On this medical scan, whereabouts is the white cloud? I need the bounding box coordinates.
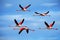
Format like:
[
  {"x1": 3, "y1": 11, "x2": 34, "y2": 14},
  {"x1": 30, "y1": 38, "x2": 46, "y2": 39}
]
[
  {"x1": 0, "y1": 11, "x2": 60, "y2": 22},
  {"x1": 38, "y1": 37, "x2": 58, "y2": 40},
  {"x1": 42, "y1": 11, "x2": 60, "y2": 17},
  {"x1": 0, "y1": 37, "x2": 19, "y2": 40},
  {"x1": 41, "y1": 3, "x2": 58, "y2": 7},
  {"x1": 0, "y1": 27, "x2": 11, "y2": 30},
  {"x1": 5, "y1": 3, "x2": 13, "y2": 7},
  {"x1": 0, "y1": 27, "x2": 19, "y2": 31},
  {"x1": 30, "y1": 23, "x2": 39, "y2": 28},
  {"x1": 0, "y1": 15, "x2": 22, "y2": 20},
  {"x1": 0, "y1": 15, "x2": 45, "y2": 22}
]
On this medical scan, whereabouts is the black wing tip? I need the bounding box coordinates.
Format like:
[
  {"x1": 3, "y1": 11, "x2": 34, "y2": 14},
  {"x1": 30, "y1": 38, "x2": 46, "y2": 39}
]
[
  {"x1": 14, "y1": 19, "x2": 16, "y2": 20},
  {"x1": 53, "y1": 21, "x2": 55, "y2": 22},
  {"x1": 35, "y1": 12, "x2": 38, "y2": 14},
  {"x1": 28, "y1": 4, "x2": 31, "y2": 5},
  {"x1": 19, "y1": 4, "x2": 21, "y2": 5},
  {"x1": 18, "y1": 31, "x2": 21, "y2": 34},
  {"x1": 19, "y1": 19, "x2": 24, "y2": 22},
  {"x1": 19, "y1": 4, "x2": 21, "y2": 6},
  {"x1": 35, "y1": 12, "x2": 37, "y2": 13},
  {"x1": 47, "y1": 11, "x2": 49, "y2": 13},
  {"x1": 18, "y1": 32, "x2": 20, "y2": 34},
  {"x1": 53, "y1": 21, "x2": 55, "y2": 23},
  {"x1": 23, "y1": 18, "x2": 24, "y2": 21},
  {"x1": 44, "y1": 21, "x2": 46, "y2": 23},
  {"x1": 26, "y1": 29, "x2": 29, "y2": 34},
  {"x1": 29, "y1": 4, "x2": 31, "y2": 6},
  {"x1": 44, "y1": 21, "x2": 48, "y2": 25}
]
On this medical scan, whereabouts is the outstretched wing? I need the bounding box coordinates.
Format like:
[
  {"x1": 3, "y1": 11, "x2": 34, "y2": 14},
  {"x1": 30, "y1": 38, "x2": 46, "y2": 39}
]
[
  {"x1": 19, "y1": 30, "x2": 23, "y2": 34},
  {"x1": 26, "y1": 29, "x2": 29, "y2": 34},
  {"x1": 14, "y1": 19, "x2": 18, "y2": 26},
  {"x1": 18, "y1": 19, "x2": 24, "y2": 25},
  {"x1": 19, "y1": 4, "x2": 23, "y2": 9},
  {"x1": 44, "y1": 21, "x2": 49, "y2": 27},
  {"x1": 35, "y1": 12, "x2": 40, "y2": 14},
  {"x1": 50, "y1": 21, "x2": 55, "y2": 27},
  {"x1": 25, "y1": 4, "x2": 31, "y2": 9},
  {"x1": 19, "y1": 27, "x2": 25, "y2": 34},
  {"x1": 44, "y1": 11, "x2": 49, "y2": 14}
]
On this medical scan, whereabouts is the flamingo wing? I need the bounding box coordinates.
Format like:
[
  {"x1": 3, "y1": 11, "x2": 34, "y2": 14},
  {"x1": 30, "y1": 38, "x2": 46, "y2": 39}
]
[
  {"x1": 26, "y1": 29, "x2": 29, "y2": 34},
  {"x1": 19, "y1": 4, "x2": 23, "y2": 9},
  {"x1": 19, "y1": 28, "x2": 25, "y2": 34},
  {"x1": 18, "y1": 19, "x2": 24, "y2": 25},
  {"x1": 35, "y1": 12, "x2": 40, "y2": 14},
  {"x1": 25, "y1": 4, "x2": 31, "y2": 9},
  {"x1": 44, "y1": 11, "x2": 49, "y2": 14},
  {"x1": 44, "y1": 21, "x2": 49, "y2": 27},
  {"x1": 19, "y1": 30, "x2": 23, "y2": 34},
  {"x1": 14, "y1": 19, "x2": 18, "y2": 26},
  {"x1": 50, "y1": 21, "x2": 55, "y2": 27}
]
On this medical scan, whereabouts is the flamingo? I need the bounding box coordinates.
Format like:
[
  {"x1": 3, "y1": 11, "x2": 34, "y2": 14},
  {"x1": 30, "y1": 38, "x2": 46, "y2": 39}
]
[
  {"x1": 19, "y1": 26, "x2": 35, "y2": 34},
  {"x1": 39, "y1": 21, "x2": 58, "y2": 30},
  {"x1": 9, "y1": 19, "x2": 24, "y2": 30},
  {"x1": 44, "y1": 21, "x2": 55, "y2": 29},
  {"x1": 44, "y1": 21, "x2": 58, "y2": 30},
  {"x1": 33, "y1": 11, "x2": 50, "y2": 16},
  {"x1": 14, "y1": 19, "x2": 24, "y2": 27},
  {"x1": 16, "y1": 4, "x2": 31, "y2": 11}
]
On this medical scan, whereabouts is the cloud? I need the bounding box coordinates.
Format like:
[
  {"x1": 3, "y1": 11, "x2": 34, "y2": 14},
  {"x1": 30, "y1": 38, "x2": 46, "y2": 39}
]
[
  {"x1": 50, "y1": 11, "x2": 60, "y2": 16},
  {"x1": 0, "y1": 27, "x2": 11, "y2": 31},
  {"x1": 0, "y1": 15, "x2": 22, "y2": 20},
  {"x1": 5, "y1": 3, "x2": 13, "y2": 7},
  {"x1": 41, "y1": 3, "x2": 58, "y2": 7},
  {"x1": 0, "y1": 37, "x2": 19, "y2": 40},
  {"x1": 0, "y1": 11, "x2": 60, "y2": 22},
  {"x1": 37, "y1": 37, "x2": 59, "y2": 40},
  {"x1": 0, "y1": 15, "x2": 45, "y2": 22},
  {"x1": 28, "y1": 22, "x2": 42, "y2": 29},
  {"x1": 0, "y1": 26, "x2": 20, "y2": 31}
]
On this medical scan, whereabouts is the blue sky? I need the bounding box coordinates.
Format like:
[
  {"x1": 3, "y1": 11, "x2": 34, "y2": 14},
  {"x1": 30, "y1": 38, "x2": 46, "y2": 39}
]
[{"x1": 0, "y1": 0, "x2": 60, "y2": 40}]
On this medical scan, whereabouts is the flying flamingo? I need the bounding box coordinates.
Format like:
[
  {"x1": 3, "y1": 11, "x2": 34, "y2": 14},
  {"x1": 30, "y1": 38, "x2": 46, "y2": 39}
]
[
  {"x1": 39, "y1": 21, "x2": 58, "y2": 30},
  {"x1": 14, "y1": 19, "x2": 24, "y2": 27},
  {"x1": 18, "y1": 26, "x2": 35, "y2": 34},
  {"x1": 33, "y1": 11, "x2": 50, "y2": 16},
  {"x1": 9, "y1": 19, "x2": 24, "y2": 30},
  {"x1": 16, "y1": 4, "x2": 31, "y2": 11}
]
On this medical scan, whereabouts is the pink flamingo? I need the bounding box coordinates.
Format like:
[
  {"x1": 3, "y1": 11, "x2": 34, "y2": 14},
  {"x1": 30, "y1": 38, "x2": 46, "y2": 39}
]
[
  {"x1": 19, "y1": 26, "x2": 35, "y2": 34},
  {"x1": 34, "y1": 11, "x2": 50, "y2": 16},
  {"x1": 14, "y1": 19, "x2": 24, "y2": 27},
  {"x1": 44, "y1": 21, "x2": 55, "y2": 29},
  {"x1": 39, "y1": 21, "x2": 58, "y2": 30},
  {"x1": 16, "y1": 4, "x2": 31, "y2": 11}
]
